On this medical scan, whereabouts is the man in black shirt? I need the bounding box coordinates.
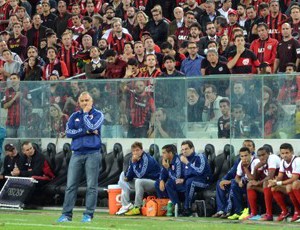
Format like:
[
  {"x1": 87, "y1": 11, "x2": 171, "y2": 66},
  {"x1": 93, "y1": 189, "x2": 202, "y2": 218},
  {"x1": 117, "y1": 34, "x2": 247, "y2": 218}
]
[
  {"x1": 204, "y1": 48, "x2": 230, "y2": 75},
  {"x1": 0, "y1": 143, "x2": 25, "y2": 189},
  {"x1": 217, "y1": 99, "x2": 230, "y2": 138},
  {"x1": 161, "y1": 55, "x2": 185, "y2": 77}
]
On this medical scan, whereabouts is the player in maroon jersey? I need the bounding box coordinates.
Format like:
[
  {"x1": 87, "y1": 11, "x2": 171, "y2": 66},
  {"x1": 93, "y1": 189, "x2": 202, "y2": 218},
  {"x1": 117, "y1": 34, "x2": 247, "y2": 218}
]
[
  {"x1": 268, "y1": 143, "x2": 300, "y2": 222},
  {"x1": 245, "y1": 146, "x2": 280, "y2": 221}
]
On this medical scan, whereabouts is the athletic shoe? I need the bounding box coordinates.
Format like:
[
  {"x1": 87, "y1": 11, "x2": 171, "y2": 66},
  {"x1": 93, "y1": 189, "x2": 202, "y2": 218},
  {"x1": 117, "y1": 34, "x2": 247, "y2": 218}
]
[
  {"x1": 116, "y1": 203, "x2": 134, "y2": 215},
  {"x1": 243, "y1": 214, "x2": 255, "y2": 220},
  {"x1": 81, "y1": 214, "x2": 92, "y2": 223},
  {"x1": 295, "y1": 218, "x2": 300, "y2": 223},
  {"x1": 57, "y1": 214, "x2": 72, "y2": 223},
  {"x1": 125, "y1": 207, "x2": 141, "y2": 216},
  {"x1": 276, "y1": 212, "x2": 290, "y2": 221},
  {"x1": 248, "y1": 215, "x2": 261, "y2": 221},
  {"x1": 212, "y1": 211, "x2": 224, "y2": 218},
  {"x1": 291, "y1": 212, "x2": 300, "y2": 222},
  {"x1": 238, "y1": 208, "x2": 249, "y2": 220},
  {"x1": 180, "y1": 209, "x2": 192, "y2": 217},
  {"x1": 228, "y1": 213, "x2": 240, "y2": 220},
  {"x1": 220, "y1": 213, "x2": 231, "y2": 219},
  {"x1": 259, "y1": 214, "x2": 273, "y2": 221}
]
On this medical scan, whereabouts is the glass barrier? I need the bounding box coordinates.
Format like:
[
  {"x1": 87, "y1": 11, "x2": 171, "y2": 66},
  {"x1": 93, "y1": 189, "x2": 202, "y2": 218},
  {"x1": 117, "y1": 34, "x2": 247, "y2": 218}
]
[{"x1": 0, "y1": 74, "x2": 298, "y2": 140}]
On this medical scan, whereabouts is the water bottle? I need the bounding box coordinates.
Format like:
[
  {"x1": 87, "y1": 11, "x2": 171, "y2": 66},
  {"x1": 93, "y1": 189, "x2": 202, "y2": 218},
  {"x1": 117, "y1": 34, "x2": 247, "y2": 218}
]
[{"x1": 174, "y1": 204, "x2": 178, "y2": 218}]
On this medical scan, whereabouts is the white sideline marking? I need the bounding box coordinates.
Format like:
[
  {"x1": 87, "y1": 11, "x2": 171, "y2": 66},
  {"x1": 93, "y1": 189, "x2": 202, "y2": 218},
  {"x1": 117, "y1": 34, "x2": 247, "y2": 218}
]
[{"x1": 3, "y1": 222, "x2": 109, "y2": 229}]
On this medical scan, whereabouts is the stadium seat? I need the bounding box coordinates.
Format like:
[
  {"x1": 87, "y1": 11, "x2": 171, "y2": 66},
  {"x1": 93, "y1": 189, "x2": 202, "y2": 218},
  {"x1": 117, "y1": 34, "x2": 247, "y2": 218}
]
[
  {"x1": 45, "y1": 143, "x2": 56, "y2": 172},
  {"x1": 63, "y1": 143, "x2": 72, "y2": 165},
  {"x1": 42, "y1": 144, "x2": 71, "y2": 203},
  {"x1": 199, "y1": 144, "x2": 234, "y2": 216},
  {"x1": 99, "y1": 143, "x2": 123, "y2": 186},
  {"x1": 123, "y1": 152, "x2": 132, "y2": 172},
  {"x1": 204, "y1": 144, "x2": 216, "y2": 173},
  {"x1": 149, "y1": 144, "x2": 160, "y2": 163}
]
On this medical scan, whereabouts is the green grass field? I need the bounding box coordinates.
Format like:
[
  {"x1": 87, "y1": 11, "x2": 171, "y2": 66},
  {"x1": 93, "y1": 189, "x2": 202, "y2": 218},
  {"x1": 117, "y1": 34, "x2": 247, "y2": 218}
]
[{"x1": 0, "y1": 209, "x2": 299, "y2": 230}]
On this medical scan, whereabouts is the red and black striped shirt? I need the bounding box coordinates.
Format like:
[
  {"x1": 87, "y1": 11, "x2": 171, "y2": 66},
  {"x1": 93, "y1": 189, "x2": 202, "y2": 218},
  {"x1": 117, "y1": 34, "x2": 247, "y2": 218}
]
[
  {"x1": 2, "y1": 87, "x2": 20, "y2": 127},
  {"x1": 228, "y1": 49, "x2": 260, "y2": 74},
  {"x1": 107, "y1": 32, "x2": 133, "y2": 55},
  {"x1": 265, "y1": 13, "x2": 287, "y2": 42},
  {"x1": 59, "y1": 45, "x2": 79, "y2": 77},
  {"x1": 128, "y1": 90, "x2": 155, "y2": 127}
]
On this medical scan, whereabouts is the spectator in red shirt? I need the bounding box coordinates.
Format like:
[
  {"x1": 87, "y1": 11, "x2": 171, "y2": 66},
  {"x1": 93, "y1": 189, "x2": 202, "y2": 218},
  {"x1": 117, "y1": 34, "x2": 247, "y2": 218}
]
[
  {"x1": 133, "y1": 41, "x2": 147, "y2": 74},
  {"x1": 71, "y1": 14, "x2": 84, "y2": 41},
  {"x1": 105, "y1": 49, "x2": 127, "y2": 78},
  {"x1": 189, "y1": 22, "x2": 203, "y2": 44},
  {"x1": 265, "y1": 0, "x2": 287, "y2": 41},
  {"x1": 139, "y1": 54, "x2": 161, "y2": 78},
  {"x1": 175, "y1": 11, "x2": 196, "y2": 46},
  {"x1": 227, "y1": 9, "x2": 240, "y2": 42},
  {"x1": 277, "y1": 62, "x2": 300, "y2": 105},
  {"x1": 0, "y1": 0, "x2": 11, "y2": 31},
  {"x1": 1, "y1": 73, "x2": 30, "y2": 137},
  {"x1": 7, "y1": 21, "x2": 27, "y2": 61},
  {"x1": 250, "y1": 22, "x2": 278, "y2": 72},
  {"x1": 60, "y1": 32, "x2": 79, "y2": 77},
  {"x1": 288, "y1": 5, "x2": 300, "y2": 42},
  {"x1": 215, "y1": 16, "x2": 228, "y2": 37},
  {"x1": 106, "y1": 17, "x2": 133, "y2": 55},
  {"x1": 43, "y1": 47, "x2": 69, "y2": 80},
  {"x1": 121, "y1": 79, "x2": 155, "y2": 138}
]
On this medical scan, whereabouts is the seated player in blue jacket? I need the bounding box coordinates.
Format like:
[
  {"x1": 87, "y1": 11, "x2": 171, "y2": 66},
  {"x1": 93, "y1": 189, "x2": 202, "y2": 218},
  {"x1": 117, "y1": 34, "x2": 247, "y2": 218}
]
[
  {"x1": 212, "y1": 140, "x2": 256, "y2": 219},
  {"x1": 179, "y1": 140, "x2": 212, "y2": 216},
  {"x1": 117, "y1": 141, "x2": 160, "y2": 216},
  {"x1": 155, "y1": 144, "x2": 185, "y2": 216}
]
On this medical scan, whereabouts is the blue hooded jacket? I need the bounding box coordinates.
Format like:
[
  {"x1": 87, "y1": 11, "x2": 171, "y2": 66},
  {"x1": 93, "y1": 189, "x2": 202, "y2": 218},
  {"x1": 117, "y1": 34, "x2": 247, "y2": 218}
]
[
  {"x1": 159, "y1": 154, "x2": 185, "y2": 182},
  {"x1": 126, "y1": 152, "x2": 160, "y2": 181},
  {"x1": 66, "y1": 107, "x2": 104, "y2": 154},
  {"x1": 184, "y1": 152, "x2": 212, "y2": 182}
]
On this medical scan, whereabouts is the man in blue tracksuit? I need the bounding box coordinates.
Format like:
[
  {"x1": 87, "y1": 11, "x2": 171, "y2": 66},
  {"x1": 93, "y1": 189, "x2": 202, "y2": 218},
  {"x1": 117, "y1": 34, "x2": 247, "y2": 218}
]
[
  {"x1": 117, "y1": 141, "x2": 160, "y2": 216},
  {"x1": 212, "y1": 139, "x2": 256, "y2": 219},
  {"x1": 180, "y1": 140, "x2": 212, "y2": 216},
  {"x1": 57, "y1": 92, "x2": 104, "y2": 223},
  {"x1": 212, "y1": 158, "x2": 239, "y2": 218},
  {"x1": 154, "y1": 144, "x2": 185, "y2": 215}
]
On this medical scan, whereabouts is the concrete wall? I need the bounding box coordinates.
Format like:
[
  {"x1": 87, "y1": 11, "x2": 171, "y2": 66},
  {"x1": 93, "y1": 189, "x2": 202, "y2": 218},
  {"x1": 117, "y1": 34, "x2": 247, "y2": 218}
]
[{"x1": 40, "y1": 138, "x2": 300, "y2": 157}]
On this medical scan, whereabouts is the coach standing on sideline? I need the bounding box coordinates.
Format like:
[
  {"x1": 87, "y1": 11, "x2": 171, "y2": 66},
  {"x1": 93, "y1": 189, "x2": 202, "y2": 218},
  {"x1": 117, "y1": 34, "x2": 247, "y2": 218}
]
[{"x1": 57, "y1": 92, "x2": 104, "y2": 223}]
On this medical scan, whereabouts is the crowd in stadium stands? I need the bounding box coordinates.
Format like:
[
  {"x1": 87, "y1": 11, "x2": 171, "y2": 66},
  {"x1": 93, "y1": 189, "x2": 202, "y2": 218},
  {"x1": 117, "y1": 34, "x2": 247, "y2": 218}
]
[{"x1": 0, "y1": 0, "x2": 300, "y2": 221}]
